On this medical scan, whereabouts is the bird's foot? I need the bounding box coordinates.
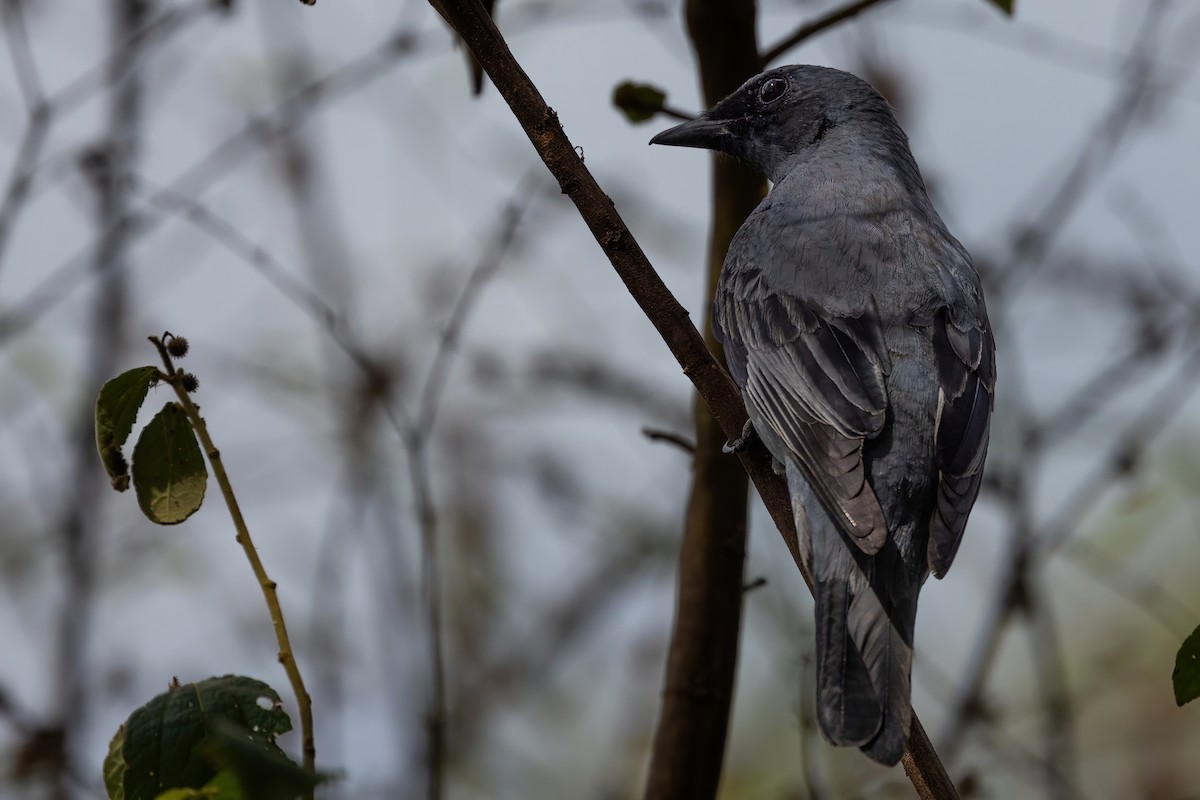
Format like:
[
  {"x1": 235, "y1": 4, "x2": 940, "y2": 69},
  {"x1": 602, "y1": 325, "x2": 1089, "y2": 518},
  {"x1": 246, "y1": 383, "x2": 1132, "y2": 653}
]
[{"x1": 723, "y1": 420, "x2": 757, "y2": 454}]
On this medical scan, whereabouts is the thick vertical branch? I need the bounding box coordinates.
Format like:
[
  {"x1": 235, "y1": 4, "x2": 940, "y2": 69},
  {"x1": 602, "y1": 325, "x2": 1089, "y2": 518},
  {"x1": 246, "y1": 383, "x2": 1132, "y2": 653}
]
[{"x1": 642, "y1": 1, "x2": 763, "y2": 798}]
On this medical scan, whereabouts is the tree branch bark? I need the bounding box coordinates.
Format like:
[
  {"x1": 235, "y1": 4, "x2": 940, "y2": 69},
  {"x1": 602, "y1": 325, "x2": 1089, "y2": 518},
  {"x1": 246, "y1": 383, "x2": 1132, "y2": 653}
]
[
  {"x1": 428, "y1": 1, "x2": 959, "y2": 796},
  {"x1": 641, "y1": 1, "x2": 763, "y2": 797}
]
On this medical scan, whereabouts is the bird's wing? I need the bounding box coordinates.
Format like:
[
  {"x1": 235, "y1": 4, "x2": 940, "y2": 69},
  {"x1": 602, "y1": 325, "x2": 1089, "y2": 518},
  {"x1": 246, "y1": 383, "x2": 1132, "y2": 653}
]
[
  {"x1": 725, "y1": 291, "x2": 891, "y2": 554},
  {"x1": 927, "y1": 308, "x2": 995, "y2": 577}
]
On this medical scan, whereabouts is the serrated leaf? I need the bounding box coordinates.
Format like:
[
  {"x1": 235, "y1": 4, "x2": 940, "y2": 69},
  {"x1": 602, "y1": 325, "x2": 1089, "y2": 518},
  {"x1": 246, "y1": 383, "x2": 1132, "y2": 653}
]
[
  {"x1": 96, "y1": 366, "x2": 158, "y2": 491},
  {"x1": 104, "y1": 676, "x2": 292, "y2": 800},
  {"x1": 985, "y1": 0, "x2": 1014, "y2": 15},
  {"x1": 132, "y1": 403, "x2": 207, "y2": 525},
  {"x1": 612, "y1": 81, "x2": 667, "y2": 124},
  {"x1": 1174, "y1": 624, "x2": 1200, "y2": 705}
]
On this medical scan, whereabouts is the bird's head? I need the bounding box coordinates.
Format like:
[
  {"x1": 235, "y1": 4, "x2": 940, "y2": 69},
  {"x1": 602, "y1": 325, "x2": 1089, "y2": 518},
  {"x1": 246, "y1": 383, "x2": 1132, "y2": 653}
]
[{"x1": 650, "y1": 65, "x2": 905, "y2": 184}]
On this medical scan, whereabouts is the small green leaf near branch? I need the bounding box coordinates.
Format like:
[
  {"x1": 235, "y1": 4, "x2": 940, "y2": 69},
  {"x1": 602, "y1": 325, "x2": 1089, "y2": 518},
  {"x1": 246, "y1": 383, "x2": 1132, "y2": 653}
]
[
  {"x1": 96, "y1": 366, "x2": 158, "y2": 490},
  {"x1": 1173, "y1": 624, "x2": 1200, "y2": 705},
  {"x1": 132, "y1": 402, "x2": 208, "y2": 524},
  {"x1": 613, "y1": 81, "x2": 668, "y2": 123},
  {"x1": 986, "y1": 0, "x2": 1014, "y2": 15}
]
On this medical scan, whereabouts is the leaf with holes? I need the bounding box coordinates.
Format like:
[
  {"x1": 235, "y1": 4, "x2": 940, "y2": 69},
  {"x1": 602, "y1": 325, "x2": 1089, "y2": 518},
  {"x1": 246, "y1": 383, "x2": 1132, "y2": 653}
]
[
  {"x1": 132, "y1": 402, "x2": 207, "y2": 524},
  {"x1": 612, "y1": 81, "x2": 668, "y2": 124},
  {"x1": 103, "y1": 676, "x2": 292, "y2": 800},
  {"x1": 1174, "y1": 624, "x2": 1200, "y2": 705},
  {"x1": 96, "y1": 366, "x2": 158, "y2": 491}
]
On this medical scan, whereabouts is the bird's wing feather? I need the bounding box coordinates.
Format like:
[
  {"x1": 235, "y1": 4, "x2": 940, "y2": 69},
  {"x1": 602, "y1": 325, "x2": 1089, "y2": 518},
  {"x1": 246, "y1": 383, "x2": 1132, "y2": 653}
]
[
  {"x1": 927, "y1": 308, "x2": 995, "y2": 577},
  {"x1": 728, "y1": 290, "x2": 890, "y2": 553}
]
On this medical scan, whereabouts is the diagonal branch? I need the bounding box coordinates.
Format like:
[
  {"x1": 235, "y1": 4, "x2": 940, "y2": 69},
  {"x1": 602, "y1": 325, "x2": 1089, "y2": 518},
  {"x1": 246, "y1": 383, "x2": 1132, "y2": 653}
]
[
  {"x1": 428, "y1": 1, "x2": 958, "y2": 796},
  {"x1": 759, "y1": 0, "x2": 898, "y2": 68}
]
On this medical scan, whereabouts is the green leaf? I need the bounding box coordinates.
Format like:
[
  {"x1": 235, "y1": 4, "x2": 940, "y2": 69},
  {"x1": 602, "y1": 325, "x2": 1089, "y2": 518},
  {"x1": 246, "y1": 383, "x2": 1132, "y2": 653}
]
[
  {"x1": 104, "y1": 724, "x2": 127, "y2": 799},
  {"x1": 612, "y1": 81, "x2": 667, "y2": 124},
  {"x1": 132, "y1": 402, "x2": 207, "y2": 524},
  {"x1": 96, "y1": 366, "x2": 158, "y2": 491},
  {"x1": 1174, "y1": 624, "x2": 1200, "y2": 705},
  {"x1": 154, "y1": 771, "x2": 244, "y2": 800},
  {"x1": 206, "y1": 719, "x2": 326, "y2": 800},
  {"x1": 985, "y1": 0, "x2": 1014, "y2": 15},
  {"x1": 104, "y1": 676, "x2": 292, "y2": 800}
]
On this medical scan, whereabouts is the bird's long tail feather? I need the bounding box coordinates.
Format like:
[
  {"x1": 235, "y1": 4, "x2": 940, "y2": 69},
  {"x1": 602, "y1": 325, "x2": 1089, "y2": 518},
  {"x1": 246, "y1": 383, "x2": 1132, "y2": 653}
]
[{"x1": 789, "y1": 461, "x2": 916, "y2": 765}]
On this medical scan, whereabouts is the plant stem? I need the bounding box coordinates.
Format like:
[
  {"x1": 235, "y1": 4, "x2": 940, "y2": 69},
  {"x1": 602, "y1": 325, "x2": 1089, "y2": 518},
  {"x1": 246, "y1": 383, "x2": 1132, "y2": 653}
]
[{"x1": 150, "y1": 336, "x2": 316, "y2": 796}]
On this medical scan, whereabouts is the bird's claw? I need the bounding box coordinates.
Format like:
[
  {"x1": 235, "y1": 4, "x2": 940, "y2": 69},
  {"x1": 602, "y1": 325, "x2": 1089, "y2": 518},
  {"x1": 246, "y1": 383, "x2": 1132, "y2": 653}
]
[{"x1": 723, "y1": 420, "x2": 757, "y2": 454}]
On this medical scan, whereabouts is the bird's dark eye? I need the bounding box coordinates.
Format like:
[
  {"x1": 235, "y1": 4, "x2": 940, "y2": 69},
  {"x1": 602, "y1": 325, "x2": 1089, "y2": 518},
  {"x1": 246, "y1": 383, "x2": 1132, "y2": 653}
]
[{"x1": 758, "y1": 77, "x2": 788, "y2": 104}]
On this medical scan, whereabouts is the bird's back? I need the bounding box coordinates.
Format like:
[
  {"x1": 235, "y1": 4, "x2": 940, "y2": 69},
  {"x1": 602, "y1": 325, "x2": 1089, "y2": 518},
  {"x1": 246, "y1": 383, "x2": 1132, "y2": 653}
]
[{"x1": 715, "y1": 171, "x2": 983, "y2": 763}]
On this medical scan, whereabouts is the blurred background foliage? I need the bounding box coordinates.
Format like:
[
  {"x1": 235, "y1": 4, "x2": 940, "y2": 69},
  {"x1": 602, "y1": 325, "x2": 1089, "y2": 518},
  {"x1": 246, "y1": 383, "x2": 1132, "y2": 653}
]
[{"x1": 0, "y1": 0, "x2": 1199, "y2": 798}]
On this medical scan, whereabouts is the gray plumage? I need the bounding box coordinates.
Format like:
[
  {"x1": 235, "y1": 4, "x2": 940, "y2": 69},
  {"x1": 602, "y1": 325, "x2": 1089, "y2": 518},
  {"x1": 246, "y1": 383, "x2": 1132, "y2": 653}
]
[{"x1": 651, "y1": 65, "x2": 994, "y2": 765}]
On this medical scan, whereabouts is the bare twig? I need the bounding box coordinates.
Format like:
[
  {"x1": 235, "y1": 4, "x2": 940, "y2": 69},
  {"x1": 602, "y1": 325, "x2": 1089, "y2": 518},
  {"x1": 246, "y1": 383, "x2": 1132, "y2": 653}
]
[
  {"x1": 453, "y1": 535, "x2": 664, "y2": 752},
  {"x1": 1, "y1": 0, "x2": 45, "y2": 109},
  {"x1": 0, "y1": 106, "x2": 50, "y2": 279},
  {"x1": 1040, "y1": 342, "x2": 1200, "y2": 556},
  {"x1": 0, "y1": 23, "x2": 427, "y2": 346},
  {"x1": 997, "y1": 0, "x2": 1168, "y2": 298},
  {"x1": 400, "y1": 186, "x2": 534, "y2": 800},
  {"x1": 1061, "y1": 538, "x2": 1197, "y2": 636},
  {"x1": 640, "y1": 426, "x2": 696, "y2": 455},
  {"x1": 760, "y1": 0, "x2": 898, "y2": 68},
  {"x1": 50, "y1": 3, "x2": 149, "y2": 795},
  {"x1": 416, "y1": 181, "x2": 536, "y2": 434},
  {"x1": 48, "y1": 0, "x2": 213, "y2": 117},
  {"x1": 1025, "y1": 577, "x2": 1077, "y2": 799},
  {"x1": 427, "y1": 2, "x2": 959, "y2": 796}
]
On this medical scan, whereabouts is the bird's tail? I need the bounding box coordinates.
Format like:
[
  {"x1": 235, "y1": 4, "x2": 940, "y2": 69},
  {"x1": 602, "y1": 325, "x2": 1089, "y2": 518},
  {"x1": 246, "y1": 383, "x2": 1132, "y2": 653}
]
[{"x1": 788, "y1": 462, "x2": 917, "y2": 766}]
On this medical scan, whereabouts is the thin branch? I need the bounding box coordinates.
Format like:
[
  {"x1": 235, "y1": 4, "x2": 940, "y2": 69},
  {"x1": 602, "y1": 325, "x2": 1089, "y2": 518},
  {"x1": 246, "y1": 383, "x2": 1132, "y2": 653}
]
[
  {"x1": 452, "y1": 536, "x2": 663, "y2": 763},
  {"x1": 429, "y1": 2, "x2": 958, "y2": 796},
  {"x1": 0, "y1": 23, "x2": 425, "y2": 346},
  {"x1": 1041, "y1": 341, "x2": 1200, "y2": 556},
  {"x1": 47, "y1": 0, "x2": 212, "y2": 117},
  {"x1": 416, "y1": 180, "x2": 536, "y2": 434},
  {"x1": 1025, "y1": 577, "x2": 1078, "y2": 799},
  {"x1": 401, "y1": 185, "x2": 534, "y2": 800},
  {"x1": 51, "y1": 3, "x2": 148, "y2": 795},
  {"x1": 1, "y1": 0, "x2": 45, "y2": 109},
  {"x1": 0, "y1": 105, "x2": 50, "y2": 279},
  {"x1": 1031, "y1": 342, "x2": 1156, "y2": 449},
  {"x1": 1062, "y1": 537, "x2": 1196, "y2": 637},
  {"x1": 940, "y1": 426, "x2": 1037, "y2": 761},
  {"x1": 996, "y1": 0, "x2": 1168, "y2": 298},
  {"x1": 129, "y1": 175, "x2": 366, "y2": 355},
  {"x1": 640, "y1": 426, "x2": 696, "y2": 455},
  {"x1": 759, "y1": 0, "x2": 898, "y2": 67},
  {"x1": 149, "y1": 336, "x2": 316, "y2": 790}
]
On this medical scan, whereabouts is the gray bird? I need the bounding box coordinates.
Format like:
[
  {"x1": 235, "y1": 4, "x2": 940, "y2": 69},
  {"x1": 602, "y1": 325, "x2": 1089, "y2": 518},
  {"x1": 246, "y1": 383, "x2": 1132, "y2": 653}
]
[{"x1": 651, "y1": 65, "x2": 994, "y2": 765}]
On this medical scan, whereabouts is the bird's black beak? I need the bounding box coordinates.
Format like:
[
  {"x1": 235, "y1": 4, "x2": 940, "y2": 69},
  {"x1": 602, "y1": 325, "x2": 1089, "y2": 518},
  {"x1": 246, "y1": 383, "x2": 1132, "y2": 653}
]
[{"x1": 649, "y1": 113, "x2": 729, "y2": 150}]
